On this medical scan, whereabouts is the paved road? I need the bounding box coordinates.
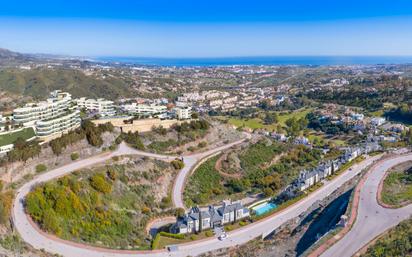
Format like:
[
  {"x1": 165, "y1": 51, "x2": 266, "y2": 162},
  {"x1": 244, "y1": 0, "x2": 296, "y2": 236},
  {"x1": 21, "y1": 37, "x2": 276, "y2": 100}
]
[
  {"x1": 321, "y1": 153, "x2": 412, "y2": 257},
  {"x1": 12, "y1": 139, "x2": 382, "y2": 257},
  {"x1": 172, "y1": 133, "x2": 251, "y2": 209}
]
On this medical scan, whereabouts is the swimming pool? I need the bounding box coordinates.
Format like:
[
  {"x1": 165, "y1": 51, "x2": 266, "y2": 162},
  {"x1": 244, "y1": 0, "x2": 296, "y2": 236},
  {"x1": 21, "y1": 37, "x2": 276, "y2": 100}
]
[{"x1": 252, "y1": 202, "x2": 277, "y2": 216}]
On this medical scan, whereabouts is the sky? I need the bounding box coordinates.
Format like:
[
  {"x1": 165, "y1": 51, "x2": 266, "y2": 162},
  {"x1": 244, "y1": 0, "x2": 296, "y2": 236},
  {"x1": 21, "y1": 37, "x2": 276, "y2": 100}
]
[{"x1": 1, "y1": 0, "x2": 412, "y2": 57}]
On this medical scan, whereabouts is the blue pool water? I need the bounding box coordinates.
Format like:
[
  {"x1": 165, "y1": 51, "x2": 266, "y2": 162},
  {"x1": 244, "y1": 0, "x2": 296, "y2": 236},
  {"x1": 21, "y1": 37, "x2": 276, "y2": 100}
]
[{"x1": 253, "y1": 202, "x2": 277, "y2": 216}]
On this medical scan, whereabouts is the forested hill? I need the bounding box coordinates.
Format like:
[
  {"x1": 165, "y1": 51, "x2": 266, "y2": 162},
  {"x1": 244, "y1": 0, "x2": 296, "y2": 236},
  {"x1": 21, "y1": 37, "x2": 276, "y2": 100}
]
[{"x1": 0, "y1": 68, "x2": 136, "y2": 100}]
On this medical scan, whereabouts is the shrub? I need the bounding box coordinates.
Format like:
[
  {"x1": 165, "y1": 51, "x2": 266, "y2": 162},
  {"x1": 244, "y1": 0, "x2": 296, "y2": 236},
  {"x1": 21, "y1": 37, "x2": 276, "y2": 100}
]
[
  {"x1": 225, "y1": 225, "x2": 234, "y2": 231},
  {"x1": 198, "y1": 141, "x2": 207, "y2": 148},
  {"x1": 190, "y1": 235, "x2": 197, "y2": 240},
  {"x1": 107, "y1": 167, "x2": 117, "y2": 181},
  {"x1": 239, "y1": 221, "x2": 247, "y2": 227},
  {"x1": 160, "y1": 196, "x2": 172, "y2": 209},
  {"x1": 89, "y1": 173, "x2": 112, "y2": 194},
  {"x1": 159, "y1": 231, "x2": 185, "y2": 239},
  {"x1": 175, "y1": 208, "x2": 186, "y2": 218},
  {"x1": 171, "y1": 159, "x2": 185, "y2": 170},
  {"x1": 205, "y1": 231, "x2": 213, "y2": 237},
  {"x1": 35, "y1": 164, "x2": 47, "y2": 173},
  {"x1": 70, "y1": 152, "x2": 79, "y2": 161}
]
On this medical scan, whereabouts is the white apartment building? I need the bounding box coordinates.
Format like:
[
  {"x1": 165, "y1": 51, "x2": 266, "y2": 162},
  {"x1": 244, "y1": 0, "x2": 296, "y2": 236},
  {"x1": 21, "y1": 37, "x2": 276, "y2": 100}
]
[
  {"x1": 121, "y1": 103, "x2": 167, "y2": 116},
  {"x1": 174, "y1": 106, "x2": 192, "y2": 120},
  {"x1": 36, "y1": 110, "x2": 81, "y2": 138},
  {"x1": 13, "y1": 90, "x2": 74, "y2": 126},
  {"x1": 76, "y1": 97, "x2": 116, "y2": 117},
  {"x1": 13, "y1": 90, "x2": 81, "y2": 139}
]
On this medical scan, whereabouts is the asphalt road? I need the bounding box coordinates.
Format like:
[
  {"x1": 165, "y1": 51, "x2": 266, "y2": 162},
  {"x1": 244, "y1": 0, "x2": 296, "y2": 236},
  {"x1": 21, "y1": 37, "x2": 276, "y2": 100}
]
[
  {"x1": 12, "y1": 140, "x2": 382, "y2": 257},
  {"x1": 171, "y1": 134, "x2": 250, "y2": 209},
  {"x1": 320, "y1": 153, "x2": 412, "y2": 257}
]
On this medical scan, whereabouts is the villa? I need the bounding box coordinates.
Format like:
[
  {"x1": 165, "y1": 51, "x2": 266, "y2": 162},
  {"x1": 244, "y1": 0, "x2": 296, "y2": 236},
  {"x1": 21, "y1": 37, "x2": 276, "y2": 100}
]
[{"x1": 170, "y1": 200, "x2": 249, "y2": 234}]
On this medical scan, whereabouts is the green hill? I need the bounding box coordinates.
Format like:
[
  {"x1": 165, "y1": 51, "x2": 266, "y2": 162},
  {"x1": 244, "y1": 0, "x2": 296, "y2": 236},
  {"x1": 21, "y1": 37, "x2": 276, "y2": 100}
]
[{"x1": 0, "y1": 68, "x2": 136, "y2": 100}]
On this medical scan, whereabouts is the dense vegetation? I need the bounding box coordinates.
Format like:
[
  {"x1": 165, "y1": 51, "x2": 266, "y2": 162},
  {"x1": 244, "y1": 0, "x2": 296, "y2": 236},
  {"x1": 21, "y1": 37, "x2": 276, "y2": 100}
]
[
  {"x1": 0, "y1": 68, "x2": 136, "y2": 100},
  {"x1": 306, "y1": 89, "x2": 384, "y2": 111},
  {"x1": 241, "y1": 143, "x2": 322, "y2": 197},
  {"x1": 362, "y1": 217, "x2": 412, "y2": 257},
  {"x1": 144, "y1": 120, "x2": 210, "y2": 153},
  {"x1": 307, "y1": 112, "x2": 351, "y2": 135},
  {"x1": 184, "y1": 140, "x2": 323, "y2": 206},
  {"x1": 385, "y1": 104, "x2": 412, "y2": 125},
  {"x1": 117, "y1": 131, "x2": 145, "y2": 150},
  {"x1": 6, "y1": 137, "x2": 41, "y2": 163},
  {"x1": 184, "y1": 156, "x2": 223, "y2": 206},
  {"x1": 50, "y1": 121, "x2": 114, "y2": 155},
  {"x1": 25, "y1": 160, "x2": 178, "y2": 249}
]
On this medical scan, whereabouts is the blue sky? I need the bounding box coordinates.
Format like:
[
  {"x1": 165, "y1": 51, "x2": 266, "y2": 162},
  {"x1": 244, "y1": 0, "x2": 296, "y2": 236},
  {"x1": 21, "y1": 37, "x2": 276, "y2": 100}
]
[{"x1": 1, "y1": 0, "x2": 412, "y2": 57}]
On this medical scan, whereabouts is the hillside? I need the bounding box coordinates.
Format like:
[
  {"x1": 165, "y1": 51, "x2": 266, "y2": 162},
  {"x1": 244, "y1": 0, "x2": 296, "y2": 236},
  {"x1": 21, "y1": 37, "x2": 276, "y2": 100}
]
[
  {"x1": 0, "y1": 48, "x2": 35, "y2": 65},
  {"x1": 0, "y1": 68, "x2": 136, "y2": 100}
]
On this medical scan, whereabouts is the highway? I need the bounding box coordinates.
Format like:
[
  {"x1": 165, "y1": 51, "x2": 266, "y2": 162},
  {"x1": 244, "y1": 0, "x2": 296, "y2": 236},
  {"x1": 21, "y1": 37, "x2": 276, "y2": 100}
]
[
  {"x1": 320, "y1": 153, "x2": 412, "y2": 257},
  {"x1": 12, "y1": 138, "x2": 383, "y2": 257}
]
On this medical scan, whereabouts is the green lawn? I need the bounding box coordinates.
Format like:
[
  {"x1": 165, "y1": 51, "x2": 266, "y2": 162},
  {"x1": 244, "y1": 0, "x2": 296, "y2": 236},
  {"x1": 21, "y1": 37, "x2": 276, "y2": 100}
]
[
  {"x1": 0, "y1": 128, "x2": 35, "y2": 147},
  {"x1": 222, "y1": 108, "x2": 312, "y2": 131},
  {"x1": 276, "y1": 108, "x2": 312, "y2": 126}
]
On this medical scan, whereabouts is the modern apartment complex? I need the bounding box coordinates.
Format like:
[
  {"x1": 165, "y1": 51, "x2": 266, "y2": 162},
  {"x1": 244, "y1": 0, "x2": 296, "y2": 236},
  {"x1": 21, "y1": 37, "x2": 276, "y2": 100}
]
[
  {"x1": 121, "y1": 103, "x2": 167, "y2": 116},
  {"x1": 76, "y1": 97, "x2": 116, "y2": 117},
  {"x1": 13, "y1": 90, "x2": 74, "y2": 126},
  {"x1": 13, "y1": 90, "x2": 81, "y2": 139},
  {"x1": 35, "y1": 110, "x2": 81, "y2": 138}
]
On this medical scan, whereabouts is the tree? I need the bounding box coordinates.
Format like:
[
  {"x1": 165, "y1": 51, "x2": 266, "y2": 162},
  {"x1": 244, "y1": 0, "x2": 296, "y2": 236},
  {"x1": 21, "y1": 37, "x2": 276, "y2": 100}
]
[{"x1": 175, "y1": 208, "x2": 185, "y2": 218}]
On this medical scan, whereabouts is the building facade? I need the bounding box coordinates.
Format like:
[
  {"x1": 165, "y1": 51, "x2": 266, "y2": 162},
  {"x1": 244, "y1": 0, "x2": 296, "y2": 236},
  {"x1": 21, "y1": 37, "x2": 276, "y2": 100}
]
[
  {"x1": 171, "y1": 201, "x2": 249, "y2": 234},
  {"x1": 13, "y1": 91, "x2": 81, "y2": 140},
  {"x1": 174, "y1": 106, "x2": 192, "y2": 120},
  {"x1": 76, "y1": 97, "x2": 116, "y2": 117},
  {"x1": 13, "y1": 90, "x2": 74, "y2": 126},
  {"x1": 121, "y1": 103, "x2": 167, "y2": 116}
]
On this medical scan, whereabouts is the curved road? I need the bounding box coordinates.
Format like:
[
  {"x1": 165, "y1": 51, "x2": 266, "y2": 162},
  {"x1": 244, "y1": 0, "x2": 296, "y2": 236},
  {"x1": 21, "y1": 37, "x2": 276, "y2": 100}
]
[
  {"x1": 172, "y1": 133, "x2": 251, "y2": 209},
  {"x1": 12, "y1": 138, "x2": 383, "y2": 257},
  {"x1": 320, "y1": 153, "x2": 412, "y2": 257}
]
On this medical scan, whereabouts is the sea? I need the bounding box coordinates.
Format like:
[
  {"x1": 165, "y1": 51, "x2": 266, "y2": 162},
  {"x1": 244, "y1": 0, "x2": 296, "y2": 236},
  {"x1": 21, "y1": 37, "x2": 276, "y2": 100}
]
[{"x1": 95, "y1": 56, "x2": 412, "y2": 67}]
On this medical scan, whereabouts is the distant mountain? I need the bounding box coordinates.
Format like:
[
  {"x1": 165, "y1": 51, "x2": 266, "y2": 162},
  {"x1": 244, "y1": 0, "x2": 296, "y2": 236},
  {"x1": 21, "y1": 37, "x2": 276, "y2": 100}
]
[
  {"x1": 0, "y1": 48, "x2": 137, "y2": 100},
  {"x1": 0, "y1": 48, "x2": 40, "y2": 66}
]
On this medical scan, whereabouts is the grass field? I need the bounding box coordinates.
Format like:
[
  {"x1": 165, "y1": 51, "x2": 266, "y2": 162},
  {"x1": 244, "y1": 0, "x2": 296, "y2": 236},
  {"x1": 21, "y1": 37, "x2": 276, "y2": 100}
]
[
  {"x1": 220, "y1": 108, "x2": 312, "y2": 131},
  {"x1": 381, "y1": 161, "x2": 412, "y2": 207},
  {"x1": 0, "y1": 128, "x2": 35, "y2": 147}
]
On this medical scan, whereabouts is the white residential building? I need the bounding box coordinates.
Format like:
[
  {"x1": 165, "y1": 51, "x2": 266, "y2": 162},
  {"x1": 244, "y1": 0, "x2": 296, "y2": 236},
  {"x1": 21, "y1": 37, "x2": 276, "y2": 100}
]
[
  {"x1": 121, "y1": 103, "x2": 167, "y2": 116},
  {"x1": 174, "y1": 106, "x2": 192, "y2": 120},
  {"x1": 13, "y1": 90, "x2": 74, "y2": 126},
  {"x1": 36, "y1": 110, "x2": 81, "y2": 138},
  {"x1": 76, "y1": 97, "x2": 116, "y2": 117},
  {"x1": 12, "y1": 91, "x2": 81, "y2": 139}
]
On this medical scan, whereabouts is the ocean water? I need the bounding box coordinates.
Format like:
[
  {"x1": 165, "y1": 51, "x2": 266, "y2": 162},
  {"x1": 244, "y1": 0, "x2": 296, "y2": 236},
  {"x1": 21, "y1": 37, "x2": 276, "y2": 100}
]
[{"x1": 96, "y1": 56, "x2": 412, "y2": 67}]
